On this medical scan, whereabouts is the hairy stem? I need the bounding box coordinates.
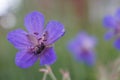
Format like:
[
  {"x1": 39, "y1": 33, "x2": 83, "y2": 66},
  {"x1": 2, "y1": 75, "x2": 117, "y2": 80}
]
[
  {"x1": 42, "y1": 73, "x2": 47, "y2": 80},
  {"x1": 45, "y1": 65, "x2": 57, "y2": 80},
  {"x1": 67, "y1": 76, "x2": 71, "y2": 80}
]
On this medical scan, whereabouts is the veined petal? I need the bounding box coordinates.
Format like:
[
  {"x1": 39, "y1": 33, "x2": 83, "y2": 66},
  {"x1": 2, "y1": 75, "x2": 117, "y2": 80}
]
[
  {"x1": 104, "y1": 31, "x2": 114, "y2": 40},
  {"x1": 103, "y1": 16, "x2": 116, "y2": 28},
  {"x1": 40, "y1": 47, "x2": 57, "y2": 66},
  {"x1": 15, "y1": 51, "x2": 38, "y2": 68},
  {"x1": 44, "y1": 20, "x2": 65, "y2": 45},
  {"x1": 24, "y1": 11, "x2": 44, "y2": 35},
  {"x1": 7, "y1": 29, "x2": 31, "y2": 50},
  {"x1": 114, "y1": 38, "x2": 120, "y2": 50}
]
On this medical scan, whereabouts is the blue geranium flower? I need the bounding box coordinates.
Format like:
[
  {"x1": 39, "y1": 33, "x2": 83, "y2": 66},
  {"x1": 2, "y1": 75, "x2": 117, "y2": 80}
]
[
  {"x1": 7, "y1": 11, "x2": 65, "y2": 68},
  {"x1": 103, "y1": 9, "x2": 120, "y2": 49},
  {"x1": 68, "y1": 32, "x2": 97, "y2": 66}
]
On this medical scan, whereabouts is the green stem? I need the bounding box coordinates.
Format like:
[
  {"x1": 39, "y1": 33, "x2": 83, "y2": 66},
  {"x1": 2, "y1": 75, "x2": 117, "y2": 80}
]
[
  {"x1": 63, "y1": 77, "x2": 65, "y2": 80},
  {"x1": 62, "y1": 76, "x2": 64, "y2": 80},
  {"x1": 42, "y1": 73, "x2": 47, "y2": 80},
  {"x1": 67, "y1": 76, "x2": 71, "y2": 80},
  {"x1": 45, "y1": 65, "x2": 57, "y2": 80}
]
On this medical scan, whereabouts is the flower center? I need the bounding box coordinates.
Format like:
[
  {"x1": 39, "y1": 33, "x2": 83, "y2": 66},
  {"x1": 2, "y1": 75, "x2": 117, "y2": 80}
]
[
  {"x1": 33, "y1": 31, "x2": 48, "y2": 55},
  {"x1": 34, "y1": 42, "x2": 46, "y2": 55},
  {"x1": 114, "y1": 21, "x2": 120, "y2": 36},
  {"x1": 28, "y1": 31, "x2": 48, "y2": 55},
  {"x1": 115, "y1": 27, "x2": 120, "y2": 36},
  {"x1": 82, "y1": 48, "x2": 89, "y2": 54},
  {"x1": 82, "y1": 39, "x2": 93, "y2": 50}
]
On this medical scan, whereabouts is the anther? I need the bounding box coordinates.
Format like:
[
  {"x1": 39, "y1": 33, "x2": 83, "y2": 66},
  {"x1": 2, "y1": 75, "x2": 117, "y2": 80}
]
[{"x1": 34, "y1": 32, "x2": 39, "y2": 35}]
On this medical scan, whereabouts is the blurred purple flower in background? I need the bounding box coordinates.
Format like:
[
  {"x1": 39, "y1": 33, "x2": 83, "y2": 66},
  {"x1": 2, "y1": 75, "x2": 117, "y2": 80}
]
[
  {"x1": 68, "y1": 32, "x2": 96, "y2": 66},
  {"x1": 7, "y1": 11, "x2": 65, "y2": 68},
  {"x1": 103, "y1": 9, "x2": 120, "y2": 50}
]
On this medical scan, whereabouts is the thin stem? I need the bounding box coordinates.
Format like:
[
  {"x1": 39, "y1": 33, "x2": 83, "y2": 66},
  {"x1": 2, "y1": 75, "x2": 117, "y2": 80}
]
[
  {"x1": 60, "y1": 69, "x2": 71, "y2": 80},
  {"x1": 62, "y1": 74, "x2": 71, "y2": 80},
  {"x1": 62, "y1": 76, "x2": 64, "y2": 80},
  {"x1": 67, "y1": 76, "x2": 71, "y2": 80},
  {"x1": 49, "y1": 70, "x2": 57, "y2": 80},
  {"x1": 63, "y1": 77, "x2": 65, "y2": 80},
  {"x1": 45, "y1": 65, "x2": 57, "y2": 80},
  {"x1": 42, "y1": 73, "x2": 47, "y2": 80}
]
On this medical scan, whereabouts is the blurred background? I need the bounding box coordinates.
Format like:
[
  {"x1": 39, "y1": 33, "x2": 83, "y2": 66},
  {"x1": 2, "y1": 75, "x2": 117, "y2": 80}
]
[{"x1": 0, "y1": 0, "x2": 120, "y2": 80}]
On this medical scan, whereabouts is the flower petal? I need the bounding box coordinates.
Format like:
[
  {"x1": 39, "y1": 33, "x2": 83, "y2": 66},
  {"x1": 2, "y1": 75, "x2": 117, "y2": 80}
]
[
  {"x1": 7, "y1": 29, "x2": 31, "y2": 50},
  {"x1": 68, "y1": 32, "x2": 96, "y2": 54},
  {"x1": 114, "y1": 38, "x2": 120, "y2": 50},
  {"x1": 103, "y1": 16, "x2": 115, "y2": 28},
  {"x1": 44, "y1": 20, "x2": 65, "y2": 45},
  {"x1": 78, "y1": 51, "x2": 96, "y2": 66},
  {"x1": 40, "y1": 47, "x2": 57, "y2": 66},
  {"x1": 24, "y1": 11, "x2": 44, "y2": 35},
  {"x1": 77, "y1": 32, "x2": 97, "y2": 49},
  {"x1": 115, "y1": 8, "x2": 120, "y2": 20},
  {"x1": 15, "y1": 51, "x2": 38, "y2": 68},
  {"x1": 104, "y1": 31, "x2": 114, "y2": 40},
  {"x1": 68, "y1": 39, "x2": 96, "y2": 66},
  {"x1": 68, "y1": 39, "x2": 80, "y2": 57}
]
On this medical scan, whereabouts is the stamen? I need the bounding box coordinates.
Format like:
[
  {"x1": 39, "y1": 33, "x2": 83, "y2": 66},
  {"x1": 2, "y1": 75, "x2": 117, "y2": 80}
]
[
  {"x1": 43, "y1": 39, "x2": 47, "y2": 41},
  {"x1": 32, "y1": 31, "x2": 49, "y2": 55},
  {"x1": 38, "y1": 38, "x2": 42, "y2": 41},
  {"x1": 34, "y1": 32, "x2": 39, "y2": 35},
  {"x1": 43, "y1": 31, "x2": 48, "y2": 42},
  {"x1": 34, "y1": 43, "x2": 46, "y2": 55}
]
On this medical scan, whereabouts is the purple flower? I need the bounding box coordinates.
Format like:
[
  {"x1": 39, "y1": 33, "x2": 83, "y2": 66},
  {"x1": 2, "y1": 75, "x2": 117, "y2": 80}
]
[
  {"x1": 7, "y1": 11, "x2": 65, "y2": 68},
  {"x1": 68, "y1": 32, "x2": 96, "y2": 66},
  {"x1": 103, "y1": 9, "x2": 120, "y2": 50}
]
